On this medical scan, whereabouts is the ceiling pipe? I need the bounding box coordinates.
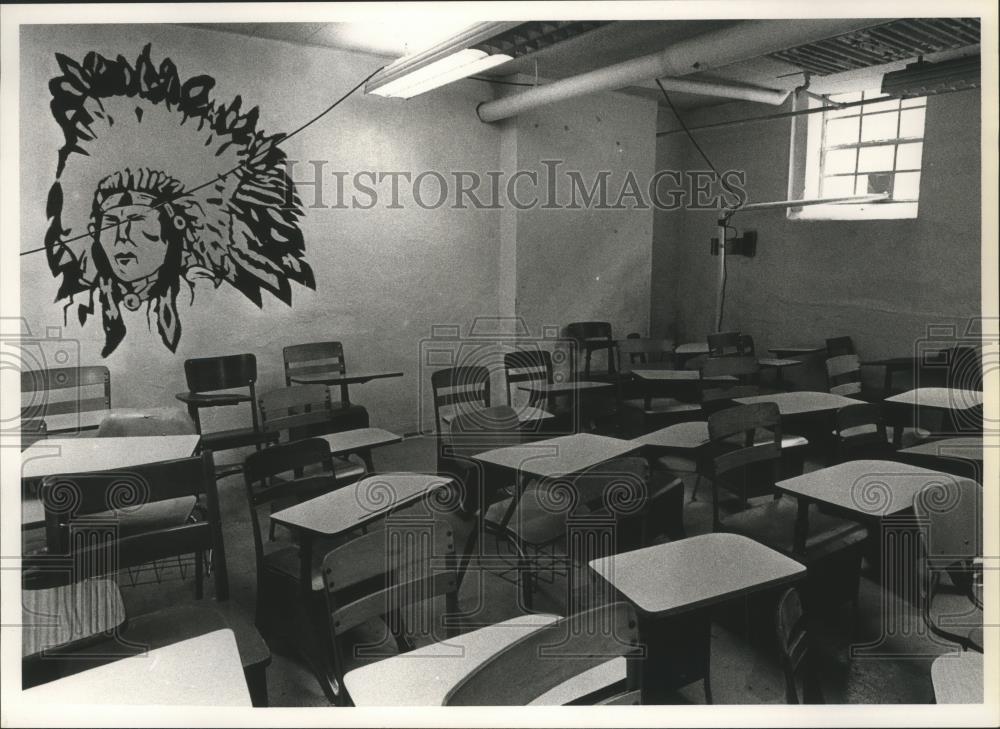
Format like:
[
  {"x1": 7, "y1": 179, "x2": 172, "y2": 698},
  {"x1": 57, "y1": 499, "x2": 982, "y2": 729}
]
[
  {"x1": 476, "y1": 18, "x2": 882, "y2": 122},
  {"x1": 653, "y1": 76, "x2": 789, "y2": 105}
]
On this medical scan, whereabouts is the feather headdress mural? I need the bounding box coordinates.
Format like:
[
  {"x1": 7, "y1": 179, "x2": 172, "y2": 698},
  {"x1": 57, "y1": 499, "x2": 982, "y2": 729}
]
[{"x1": 45, "y1": 44, "x2": 315, "y2": 356}]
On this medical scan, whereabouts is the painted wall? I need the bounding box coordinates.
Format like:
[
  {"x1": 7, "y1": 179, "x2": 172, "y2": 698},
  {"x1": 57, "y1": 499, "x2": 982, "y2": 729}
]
[
  {"x1": 651, "y1": 89, "x2": 982, "y2": 384},
  {"x1": 512, "y1": 91, "x2": 657, "y2": 341},
  {"x1": 20, "y1": 24, "x2": 505, "y2": 434}
]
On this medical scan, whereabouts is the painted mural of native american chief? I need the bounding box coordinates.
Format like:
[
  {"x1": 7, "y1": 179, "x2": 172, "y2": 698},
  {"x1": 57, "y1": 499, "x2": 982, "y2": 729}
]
[{"x1": 45, "y1": 44, "x2": 315, "y2": 356}]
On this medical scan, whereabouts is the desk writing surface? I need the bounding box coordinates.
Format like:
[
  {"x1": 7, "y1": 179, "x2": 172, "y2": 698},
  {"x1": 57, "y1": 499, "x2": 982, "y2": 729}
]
[
  {"x1": 344, "y1": 614, "x2": 558, "y2": 706},
  {"x1": 270, "y1": 472, "x2": 450, "y2": 537},
  {"x1": 931, "y1": 651, "x2": 983, "y2": 704},
  {"x1": 22, "y1": 629, "x2": 251, "y2": 706},
  {"x1": 471, "y1": 433, "x2": 640, "y2": 479},
  {"x1": 519, "y1": 381, "x2": 612, "y2": 394},
  {"x1": 733, "y1": 391, "x2": 862, "y2": 416},
  {"x1": 632, "y1": 369, "x2": 700, "y2": 382},
  {"x1": 589, "y1": 533, "x2": 805, "y2": 617},
  {"x1": 632, "y1": 421, "x2": 710, "y2": 450},
  {"x1": 898, "y1": 436, "x2": 984, "y2": 463},
  {"x1": 21, "y1": 435, "x2": 201, "y2": 480},
  {"x1": 884, "y1": 388, "x2": 984, "y2": 410},
  {"x1": 757, "y1": 358, "x2": 804, "y2": 368},
  {"x1": 289, "y1": 370, "x2": 403, "y2": 385},
  {"x1": 776, "y1": 459, "x2": 968, "y2": 517},
  {"x1": 321, "y1": 428, "x2": 402, "y2": 456},
  {"x1": 767, "y1": 346, "x2": 824, "y2": 356},
  {"x1": 441, "y1": 405, "x2": 554, "y2": 426}
]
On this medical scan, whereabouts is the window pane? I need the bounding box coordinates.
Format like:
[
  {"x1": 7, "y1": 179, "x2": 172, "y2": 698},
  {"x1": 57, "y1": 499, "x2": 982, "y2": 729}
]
[
  {"x1": 822, "y1": 175, "x2": 855, "y2": 197},
  {"x1": 867, "y1": 172, "x2": 894, "y2": 196},
  {"x1": 860, "y1": 111, "x2": 899, "y2": 142},
  {"x1": 854, "y1": 176, "x2": 869, "y2": 195},
  {"x1": 824, "y1": 148, "x2": 858, "y2": 175},
  {"x1": 899, "y1": 108, "x2": 926, "y2": 138},
  {"x1": 857, "y1": 145, "x2": 895, "y2": 172},
  {"x1": 862, "y1": 96, "x2": 900, "y2": 114},
  {"x1": 893, "y1": 172, "x2": 921, "y2": 199},
  {"x1": 896, "y1": 142, "x2": 923, "y2": 170},
  {"x1": 825, "y1": 116, "x2": 860, "y2": 145}
]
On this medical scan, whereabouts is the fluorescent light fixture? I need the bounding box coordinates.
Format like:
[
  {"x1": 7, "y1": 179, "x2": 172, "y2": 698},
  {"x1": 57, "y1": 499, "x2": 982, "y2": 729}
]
[{"x1": 370, "y1": 49, "x2": 512, "y2": 98}]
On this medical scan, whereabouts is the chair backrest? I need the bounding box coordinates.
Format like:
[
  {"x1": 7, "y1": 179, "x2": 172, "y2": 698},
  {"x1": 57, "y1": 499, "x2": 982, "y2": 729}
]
[
  {"x1": 243, "y1": 438, "x2": 336, "y2": 588},
  {"x1": 21, "y1": 366, "x2": 111, "y2": 432},
  {"x1": 825, "y1": 336, "x2": 855, "y2": 358},
  {"x1": 444, "y1": 602, "x2": 640, "y2": 705},
  {"x1": 503, "y1": 350, "x2": 553, "y2": 404},
  {"x1": 36, "y1": 451, "x2": 228, "y2": 597},
  {"x1": 184, "y1": 353, "x2": 257, "y2": 393},
  {"x1": 833, "y1": 403, "x2": 890, "y2": 460},
  {"x1": 323, "y1": 519, "x2": 458, "y2": 689},
  {"x1": 825, "y1": 354, "x2": 861, "y2": 396},
  {"x1": 565, "y1": 322, "x2": 616, "y2": 377},
  {"x1": 707, "y1": 331, "x2": 741, "y2": 357},
  {"x1": 775, "y1": 587, "x2": 822, "y2": 703},
  {"x1": 707, "y1": 403, "x2": 782, "y2": 529},
  {"x1": 615, "y1": 338, "x2": 675, "y2": 372},
  {"x1": 431, "y1": 366, "x2": 491, "y2": 433},
  {"x1": 914, "y1": 478, "x2": 982, "y2": 581},
  {"x1": 259, "y1": 384, "x2": 337, "y2": 441},
  {"x1": 443, "y1": 406, "x2": 523, "y2": 514},
  {"x1": 283, "y1": 341, "x2": 347, "y2": 386}
]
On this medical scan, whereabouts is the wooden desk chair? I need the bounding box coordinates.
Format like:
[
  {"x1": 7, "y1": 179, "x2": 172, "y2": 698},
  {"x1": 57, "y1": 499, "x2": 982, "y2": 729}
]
[
  {"x1": 486, "y1": 456, "x2": 682, "y2": 610},
  {"x1": 825, "y1": 354, "x2": 864, "y2": 398},
  {"x1": 176, "y1": 354, "x2": 277, "y2": 475},
  {"x1": 341, "y1": 601, "x2": 639, "y2": 706},
  {"x1": 707, "y1": 404, "x2": 866, "y2": 607},
  {"x1": 503, "y1": 349, "x2": 553, "y2": 403},
  {"x1": 431, "y1": 366, "x2": 491, "y2": 434},
  {"x1": 26, "y1": 452, "x2": 270, "y2": 705},
  {"x1": 825, "y1": 336, "x2": 855, "y2": 358},
  {"x1": 833, "y1": 403, "x2": 894, "y2": 462},
  {"x1": 914, "y1": 479, "x2": 983, "y2": 652},
  {"x1": 21, "y1": 365, "x2": 111, "y2": 435},
  {"x1": 324, "y1": 520, "x2": 460, "y2": 706},
  {"x1": 566, "y1": 321, "x2": 617, "y2": 381},
  {"x1": 243, "y1": 438, "x2": 390, "y2": 650},
  {"x1": 700, "y1": 356, "x2": 764, "y2": 414},
  {"x1": 775, "y1": 587, "x2": 823, "y2": 704},
  {"x1": 616, "y1": 339, "x2": 699, "y2": 435},
  {"x1": 707, "y1": 331, "x2": 741, "y2": 357},
  {"x1": 616, "y1": 338, "x2": 675, "y2": 369},
  {"x1": 282, "y1": 341, "x2": 373, "y2": 419}
]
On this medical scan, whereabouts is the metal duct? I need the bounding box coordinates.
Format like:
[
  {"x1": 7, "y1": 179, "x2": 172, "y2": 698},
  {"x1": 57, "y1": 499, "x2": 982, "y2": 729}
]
[
  {"x1": 476, "y1": 18, "x2": 882, "y2": 122},
  {"x1": 654, "y1": 76, "x2": 789, "y2": 105}
]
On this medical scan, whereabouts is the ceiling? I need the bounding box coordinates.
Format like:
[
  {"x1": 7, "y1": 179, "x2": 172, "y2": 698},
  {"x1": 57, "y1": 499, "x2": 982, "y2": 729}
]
[{"x1": 184, "y1": 19, "x2": 980, "y2": 110}]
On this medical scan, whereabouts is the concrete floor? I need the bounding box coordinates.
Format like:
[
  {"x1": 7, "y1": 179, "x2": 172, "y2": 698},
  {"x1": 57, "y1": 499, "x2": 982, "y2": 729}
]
[{"x1": 113, "y1": 433, "x2": 967, "y2": 707}]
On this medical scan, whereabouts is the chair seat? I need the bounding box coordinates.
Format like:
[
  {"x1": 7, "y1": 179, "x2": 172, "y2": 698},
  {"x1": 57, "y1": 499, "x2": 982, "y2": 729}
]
[
  {"x1": 199, "y1": 426, "x2": 278, "y2": 451},
  {"x1": 344, "y1": 613, "x2": 560, "y2": 706},
  {"x1": 721, "y1": 496, "x2": 867, "y2": 560},
  {"x1": 930, "y1": 591, "x2": 983, "y2": 650},
  {"x1": 22, "y1": 496, "x2": 196, "y2": 537}
]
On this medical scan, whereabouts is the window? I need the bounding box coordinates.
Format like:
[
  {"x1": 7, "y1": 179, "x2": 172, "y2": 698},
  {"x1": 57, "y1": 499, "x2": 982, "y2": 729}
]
[{"x1": 790, "y1": 89, "x2": 927, "y2": 220}]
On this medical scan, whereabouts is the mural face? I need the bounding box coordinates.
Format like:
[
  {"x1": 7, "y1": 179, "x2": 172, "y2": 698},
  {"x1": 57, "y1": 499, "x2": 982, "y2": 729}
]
[{"x1": 45, "y1": 45, "x2": 315, "y2": 356}]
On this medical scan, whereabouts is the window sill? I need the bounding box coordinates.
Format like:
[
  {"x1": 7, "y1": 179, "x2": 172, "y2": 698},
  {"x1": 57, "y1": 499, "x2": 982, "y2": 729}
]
[{"x1": 787, "y1": 202, "x2": 918, "y2": 221}]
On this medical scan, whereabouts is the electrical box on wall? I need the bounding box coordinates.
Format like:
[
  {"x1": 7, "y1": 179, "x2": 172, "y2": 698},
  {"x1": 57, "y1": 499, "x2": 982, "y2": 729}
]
[{"x1": 710, "y1": 230, "x2": 757, "y2": 257}]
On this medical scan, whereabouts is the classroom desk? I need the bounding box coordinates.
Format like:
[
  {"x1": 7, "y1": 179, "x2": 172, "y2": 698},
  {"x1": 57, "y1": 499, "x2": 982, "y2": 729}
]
[
  {"x1": 21, "y1": 435, "x2": 201, "y2": 527},
  {"x1": 673, "y1": 343, "x2": 709, "y2": 367},
  {"x1": 589, "y1": 533, "x2": 805, "y2": 703},
  {"x1": 632, "y1": 421, "x2": 808, "y2": 453},
  {"x1": 22, "y1": 579, "x2": 126, "y2": 659},
  {"x1": 517, "y1": 380, "x2": 613, "y2": 430},
  {"x1": 21, "y1": 629, "x2": 251, "y2": 706},
  {"x1": 320, "y1": 427, "x2": 402, "y2": 472},
  {"x1": 883, "y1": 388, "x2": 984, "y2": 448},
  {"x1": 733, "y1": 391, "x2": 863, "y2": 417},
  {"x1": 757, "y1": 358, "x2": 804, "y2": 388},
  {"x1": 270, "y1": 472, "x2": 452, "y2": 698},
  {"x1": 288, "y1": 370, "x2": 403, "y2": 405},
  {"x1": 776, "y1": 460, "x2": 972, "y2": 609},
  {"x1": 896, "y1": 436, "x2": 984, "y2": 480},
  {"x1": 441, "y1": 405, "x2": 555, "y2": 429},
  {"x1": 931, "y1": 651, "x2": 984, "y2": 704}
]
